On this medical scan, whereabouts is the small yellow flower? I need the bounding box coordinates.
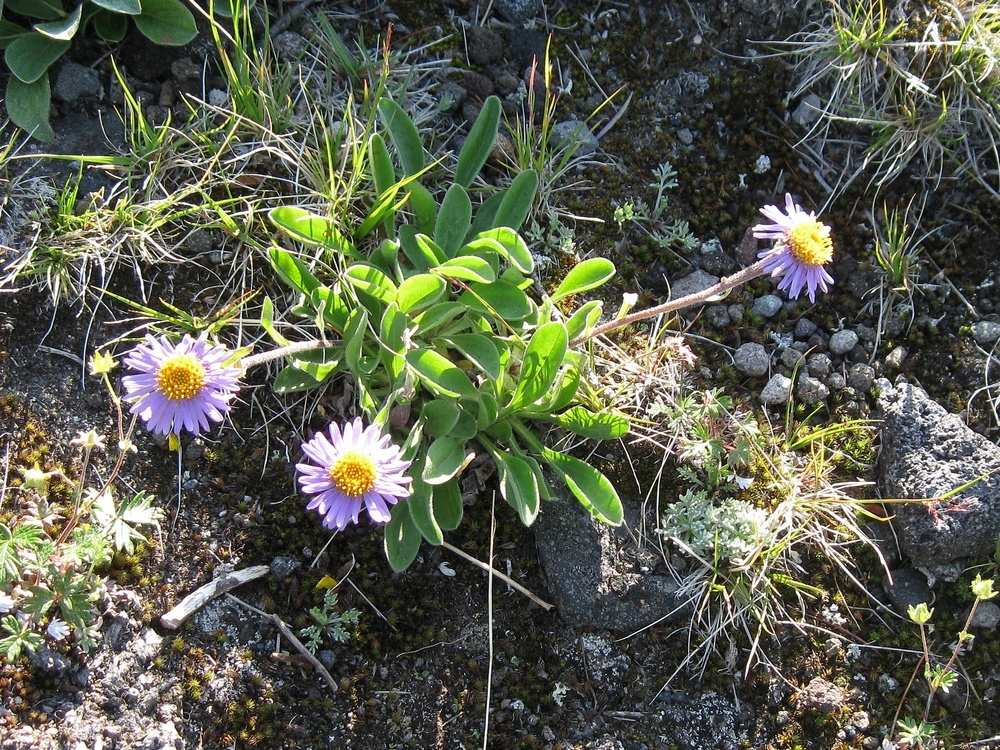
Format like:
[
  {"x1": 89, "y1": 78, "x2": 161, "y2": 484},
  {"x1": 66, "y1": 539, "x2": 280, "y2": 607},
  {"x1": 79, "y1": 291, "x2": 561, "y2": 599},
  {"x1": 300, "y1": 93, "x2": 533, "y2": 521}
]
[
  {"x1": 907, "y1": 602, "x2": 933, "y2": 625},
  {"x1": 971, "y1": 574, "x2": 997, "y2": 601},
  {"x1": 18, "y1": 464, "x2": 55, "y2": 494},
  {"x1": 89, "y1": 350, "x2": 117, "y2": 376}
]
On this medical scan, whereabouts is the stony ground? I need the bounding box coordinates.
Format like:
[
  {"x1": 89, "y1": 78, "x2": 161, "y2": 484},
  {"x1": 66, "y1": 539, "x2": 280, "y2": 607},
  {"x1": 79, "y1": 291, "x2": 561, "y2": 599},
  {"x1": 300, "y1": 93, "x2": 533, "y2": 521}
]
[{"x1": 2, "y1": 0, "x2": 1000, "y2": 748}]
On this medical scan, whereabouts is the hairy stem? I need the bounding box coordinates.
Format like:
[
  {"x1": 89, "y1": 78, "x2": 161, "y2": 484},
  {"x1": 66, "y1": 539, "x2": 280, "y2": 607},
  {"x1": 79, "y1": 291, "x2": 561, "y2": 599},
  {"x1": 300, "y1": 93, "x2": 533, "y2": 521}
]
[
  {"x1": 574, "y1": 258, "x2": 769, "y2": 345},
  {"x1": 241, "y1": 339, "x2": 331, "y2": 369}
]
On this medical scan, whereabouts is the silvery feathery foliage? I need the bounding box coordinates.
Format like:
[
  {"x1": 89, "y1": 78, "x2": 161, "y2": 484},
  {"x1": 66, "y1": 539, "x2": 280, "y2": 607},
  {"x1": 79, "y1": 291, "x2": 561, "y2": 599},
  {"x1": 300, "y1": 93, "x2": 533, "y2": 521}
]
[{"x1": 659, "y1": 489, "x2": 773, "y2": 564}]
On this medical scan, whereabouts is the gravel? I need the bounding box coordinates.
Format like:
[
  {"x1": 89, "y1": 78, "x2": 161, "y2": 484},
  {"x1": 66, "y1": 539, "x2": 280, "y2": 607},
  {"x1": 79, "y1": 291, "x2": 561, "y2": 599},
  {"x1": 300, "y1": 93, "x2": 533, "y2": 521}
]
[
  {"x1": 760, "y1": 374, "x2": 791, "y2": 404},
  {"x1": 727, "y1": 304, "x2": 745, "y2": 323},
  {"x1": 847, "y1": 363, "x2": 875, "y2": 392},
  {"x1": 677, "y1": 127, "x2": 695, "y2": 145},
  {"x1": 970, "y1": 601, "x2": 1000, "y2": 630},
  {"x1": 670, "y1": 269, "x2": 719, "y2": 299},
  {"x1": 797, "y1": 375, "x2": 830, "y2": 404},
  {"x1": 829, "y1": 329, "x2": 859, "y2": 355},
  {"x1": 794, "y1": 317, "x2": 818, "y2": 339},
  {"x1": 751, "y1": 294, "x2": 782, "y2": 319},
  {"x1": 466, "y1": 27, "x2": 504, "y2": 65},
  {"x1": 734, "y1": 343, "x2": 769, "y2": 377},
  {"x1": 791, "y1": 93, "x2": 822, "y2": 126},
  {"x1": 885, "y1": 345, "x2": 908, "y2": 370},
  {"x1": 780, "y1": 348, "x2": 804, "y2": 368},
  {"x1": 798, "y1": 677, "x2": 847, "y2": 715},
  {"x1": 54, "y1": 62, "x2": 101, "y2": 103},
  {"x1": 705, "y1": 305, "x2": 731, "y2": 328},
  {"x1": 827, "y1": 373, "x2": 846, "y2": 391},
  {"x1": 807, "y1": 353, "x2": 831, "y2": 378},
  {"x1": 972, "y1": 320, "x2": 1000, "y2": 345},
  {"x1": 550, "y1": 120, "x2": 599, "y2": 156}
]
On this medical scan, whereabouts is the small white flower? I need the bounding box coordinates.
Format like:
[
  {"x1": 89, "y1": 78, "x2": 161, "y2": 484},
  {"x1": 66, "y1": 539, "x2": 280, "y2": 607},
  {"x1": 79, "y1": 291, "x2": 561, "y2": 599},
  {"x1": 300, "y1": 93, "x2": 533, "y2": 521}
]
[
  {"x1": 46, "y1": 618, "x2": 70, "y2": 641},
  {"x1": 71, "y1": 429, "x2": 106, "y2": 452},
  {"x1": 0, "y1": 591, "x2": 15, "y2": 614},
  {"x1": 734, "y1": 475, "x2": 755, "y2": 490},
  {"x1": 754, "y1": 154, "x2": 771, "y2": 174}
]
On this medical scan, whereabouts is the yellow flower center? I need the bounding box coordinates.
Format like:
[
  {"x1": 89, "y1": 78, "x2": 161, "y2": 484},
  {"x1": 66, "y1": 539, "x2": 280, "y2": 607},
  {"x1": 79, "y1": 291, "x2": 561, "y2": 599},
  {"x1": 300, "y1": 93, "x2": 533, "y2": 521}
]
[
  {"x1": 787, "y1": 219, "x2": 833, "y2": 267},
  {"x1": 156, "y1": 355, "x2": 206, "y2": 401},
  {"x1": 329, "y1": 452, "x2": 376, "y2": 497}
]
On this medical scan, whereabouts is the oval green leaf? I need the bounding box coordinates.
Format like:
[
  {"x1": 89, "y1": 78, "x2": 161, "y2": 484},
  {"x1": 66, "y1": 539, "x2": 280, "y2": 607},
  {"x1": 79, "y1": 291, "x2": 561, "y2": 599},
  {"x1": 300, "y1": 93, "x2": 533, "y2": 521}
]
[
  {"x1": 434, "y1": 183, "x2": 472, "y2": 258},
  {"x1": 433, "y1": 255, "x2": 496, "y2": 284},
  {"x1": 396, "y1": 273, "x2": 446, "y2": 313},
  {"x1": 496, "y1": 451, "x2": 540, "y2": 526},
  {"x1": 553, "y1": 406, "x2": 630, "y2": 440},
  {"x1": 133, "y1": 0, "x2": 197, "y2": 45},
  {"x1": 432, "y1": 481, "x2": 463, "y2": 531},
  {"x1": 5, "y1": 33, "x2": 68, "y2": 83},
  {"x1": 344, "y1": 263, "x2": 397, "y2": 304},
  {"x1": 459, "y1": 281, "x2": 532, "y2": 321},
  {"x1": 552, "y1": 257, "x2": 616, "y2": 302},
  {"x1": 443, "y1": 333, "x2": 500, "y2": 379},
  {"x1": 377, "y1": 97, "x2": 424, "y2": 176},
  {"x1": 406, "y1": 348, "x2": 478, "y2": 399},
  {"x1": 384, "y1": 501, "x2": 422, "y2": 572},
  {"x1": 505, "y1": 322, "x2": 568, "y2": 413},
  {"x1": 455, "y1": 95, "x2": 500, "y2": 187},
  {"x1": 543, "y1": 450, "x2": 623, "y2": 526},
  {"x1": 423, "y1": 437, "x2": 474, "y2": 485},
  {"x1": 493, "y1": 170, "x2": 538, "y2": 231}
]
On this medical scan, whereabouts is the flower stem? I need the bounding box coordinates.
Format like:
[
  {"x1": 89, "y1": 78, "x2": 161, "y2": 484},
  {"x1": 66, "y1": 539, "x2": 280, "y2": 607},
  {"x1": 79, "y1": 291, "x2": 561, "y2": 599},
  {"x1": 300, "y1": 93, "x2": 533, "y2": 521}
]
[
  {"x1": 574, "y1": 258, "x2": 769, "y2": 345},
  {"x1": 241, "y1": 339, "x2": 331, "y2": 370}
]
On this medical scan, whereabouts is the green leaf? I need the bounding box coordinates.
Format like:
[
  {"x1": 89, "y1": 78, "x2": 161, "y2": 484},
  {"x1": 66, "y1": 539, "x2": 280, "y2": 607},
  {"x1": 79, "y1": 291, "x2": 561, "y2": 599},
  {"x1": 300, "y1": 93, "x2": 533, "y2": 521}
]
[
  {"x1": 5, "y1": 0, "x2": 63, "y2": 20},
  {"x1": 260, "y1": 296, "x2": 289, "y2": 346},
  {"x1": 273, "y1": 366, "x2": 322, "y2": 393},
  {"x1": 310, "y1": 285, "x2": 351, "y2": 333},
  {"x1": 407, "y1": 474, "x2": 443, "y2": 545},
  {"x1": 406, "y1": 183, "x2": 437, "y2": 235},
  {"x1": 496, "y1": 451, "x2": 540, "y2": 526},
  {"x1": 406, "y1": 348, "x2": 478, "y2": 399},
  {"x1": 414, "y1": 301, "x2": 465, "y2": 335},
  {"x1": 538, "y1": 364, "x2": 580, "y2": 413},
  {"x1": 343, "y1": 263, "x2": 397, "y2": 304},
  {"x1": 493, "y1": 170, "x2": 538, "y2": 230},
  {"x1": 434, "y1": 183, "x2": 472, "y2": 257},
  {"x1": 459, "y1": 281, "x2": 532, "y2": 321},
  {"x1": 432, "y1": 481, "x2": 463, "y2": 531},
  {"x1": 377, "y1": 97, "x2": 424, "y2": 176},
  {"x1": 0, "y1": 523, "x2": 42, "y2": 585},
  {"x1": 423, "y1": 437, "x2": 474, "y2": 485},
  {"x1": 455, "y1": 94, "x2": 500, "y2": 187},
  {"x1": 91, "y1": 0, "x2": 141, "y2": 14},
  {"x1": 33, "y1": 3, "x2": 80, "y2": 40},
  {"x1": 268, "y1": 246, "x2": 321, "y2": 295},
  {"x1": 292, "y1": 347, "x2": 341, "y2": 383},
  {"x1": 412, "y1": 233, "x2": 448, "y2": 267},
  {"x1": 506, "y1": 322, "x2": 568, "y2": 413},
  {"x1": 565, "y1": 300, "x2": 603, "y2": 340},
  {"x1": 470, "y1": 227, "x2": 533, "y2": 273},
  {"x1": 5, "y1": 33, "x2": 68, "y2": 83},
  {"x1": 552, "y1": 406, "x2": 629, "y2": 440},
  {"x1": 433, "y1": 255, "x2": 496, "y2": 284},
  {"x1": 421, "y1": 399, "x2": 460, "y2": 437},
  {"x1": 92, "y1": 9, "x2": 127, "y2": 41},
  {"x1": 470, "y1": 191, "x2": 504, "y2": 236},
  {"x1": 343, "y1": 308, "x2": 369, "y2": 377},
  {"x1": 92, "y1": 490, "x2": 162, "y2": 554},
  {"x1": 543, "y1": 450, "x2": 623, "y2": 525},
  {"x1": 378, "y1": 303, "x2": 408, "y2": 380},
  {"x1": 396, "y1": 273, "x2": 445, "y2": 313},
  {"x1": 384, "y1": 501, "x2": 421, "y2": 572},
  {"x1": 5, "y1": 75, "x2": 54, "y2": 141},
  {"x1": 133, "y1": 0, "x2": 196, "y2": 45},
  {"x1": 477, "y1": 392, "x2": 498, "y2": 430},
  {"x1": 0, "y1": 20, "x2": 27, "y2": 48},
  {"x1": 443, "y1": 333, "x2": 500, "y2": 379},
  {"x1": 269, "y1": 207, "x2": 356, "y2": 256},
  {"x1": 369, "y1": 133, "x2": 396, "y2": 195},
  {"x1": 552, "y1": 258, "x2": 616, "y2": 302}
]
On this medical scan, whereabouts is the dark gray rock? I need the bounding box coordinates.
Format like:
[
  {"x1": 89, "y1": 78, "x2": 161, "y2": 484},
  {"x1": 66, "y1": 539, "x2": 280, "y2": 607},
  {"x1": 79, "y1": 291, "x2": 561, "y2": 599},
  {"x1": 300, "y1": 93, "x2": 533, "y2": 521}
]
[
  {"x1": 656, "y1": 691, "x2": 745, "y2": 749},
  {"x1": 827, "y1": 372, "x2": 846, "y2": 391},
  {"x1": 830, "y1": 329, "x2": 859, "y2": 355},
  {"x1": 32, "y1": 647, "x2": 70, "y2": 676},
  {"x1": 54, "y1": 62, "x2": 101, "y2": 103},
  {"x1": 972, "y1": 320, "x2": 1000, "y2": 346},
  {"x1": 797, "y1": 375, "x2": 829, "y2": 404},
  {"x1": 727, "y1": 304, "x2": 745, "y2": 323},
  {"x1": 781, "y1": 348, "x2": 804, "y2": 368},
  {"x1": 848, "y1": 363, "x2": 875, "y2": 392},
  {"x1": 735, "y1": 343, "x2": 769, "y2": 377},
  {"x1": 883, "y1": 568, "x2": 932, "y2": 616},
  {"x1": 970, "y1": 601, "x2": 1000, "y2": 630},
  {"x1": 751, "y1": 294, "x2": 782, "y2": 319},
  {"x1": 807, "y1": 353, "x2": 831, "y2": 378},
  {"x1": 760, "y1": 374, "x2": 791, "y2": 405},
  {"x1": 877, "y1": 382, "x2": 1000, "y2": 574},
  {"x1": 550, "y1": 120, "x2": 598, "y2": 156},
  {"x1": 270, "y1": 555, "x2": 300, "y2": 580},
  {"x1": 705, "y1": 305, "x2": 730, "y2": 328},
  {"x1": 494, "y1": 0, "x2": 541, "y2": 23},
  {"x1": 534, "y1": 494, "x2": 688, "y2": 632},
  {"x1": 466, "y1": 27, "x2": 504, "y2": 65},
  {"x1": 670, "y1": 270, "x2": 719, "y2": 299},
  {"x1": 676, "y1": 127, "x2": 695, "y2": 145},
  {"x1": 794, "y1": 317, "x2": 818, "y2": 339}
]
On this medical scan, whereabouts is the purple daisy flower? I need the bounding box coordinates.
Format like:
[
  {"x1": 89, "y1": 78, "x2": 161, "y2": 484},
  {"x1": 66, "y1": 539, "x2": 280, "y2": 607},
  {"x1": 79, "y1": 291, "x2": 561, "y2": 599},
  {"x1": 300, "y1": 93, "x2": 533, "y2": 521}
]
[
  {"x1": 122, "y1": 334, "x2": 241, "y2": 436},
  {"x1": 296, "y1": 418, "x2": 412, "y2": 531},
  {"x1": 753, "y1": 193, "x2": 835, "y2": 303}
]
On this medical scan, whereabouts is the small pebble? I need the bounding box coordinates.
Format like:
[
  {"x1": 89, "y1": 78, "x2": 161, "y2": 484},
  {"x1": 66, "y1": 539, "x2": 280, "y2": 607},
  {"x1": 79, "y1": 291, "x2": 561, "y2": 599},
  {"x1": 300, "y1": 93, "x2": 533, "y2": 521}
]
[
  {"x1": 848, "y1": 363, "x2": 875, "y2": 392},
  {"x1": 885, "y1": 345, "x2": 908, "y2": 370},
  {"x1": 677, "y1": 127, "x2": 694, "y2": 145},
  {"x1": 705, "y1": 305, "x2": 731, "y2": 328},
  {"x1": 781, "y1": 348, "x2": 804, "y2": 368},
  {"x1": 970, "y1": 601, "x2": 1000, "y2": 630},
  {"x1": 794, "y1": 317, "x2": 818, "y2": 339},
  {"x1": 735, "y1": 343, "x2": 769, "y2": 377},
  {"x1": 807, "y1": 353, "x2": 832, "y2": 378},
  {"x1": 752, "y1": 294, "x2": 783, "y2": 319},
  {"x1": 830, "y1": 329, "x2": 859, "y2": 355},
  {"x1": 827, "y1": 372, "x2": 846, "y2": 390},
  {"x1": 727, "y1": 304, "x2": 745, "y2": 323},
  {"x1": 760, "y1": 374, "x2": 791, "y2": 404},
  {"x1": 797, "y1": 375, "x2": 830, "y2": 404},
  {"x1": 972, "y1": 320, "x2": 1000, "y2": 345}
]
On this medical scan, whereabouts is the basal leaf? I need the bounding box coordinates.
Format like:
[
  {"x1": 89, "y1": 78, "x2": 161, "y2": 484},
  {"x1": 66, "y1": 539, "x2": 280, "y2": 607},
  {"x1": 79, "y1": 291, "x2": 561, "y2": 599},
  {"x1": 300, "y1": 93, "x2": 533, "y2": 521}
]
[
  {"x1": 384, "y1": 501, "x2": 421, "y2": 572},
  {"x1": 543, "y1": 450, "x2": 623, "y2": 525},
  {"x1": 377, "y1": 97, "x2": 424, "y2": 176},
  {"x1": 455, "y1": 95, "x2": 500, "y2": 187},
  {"x1": 551, "y1": 257, "x2": 616, "y2": 302},
  {"x1": 492, "y1": 169, "x2": 538, "y2": 231},
  {"x1": 505, "y1": 322, "x2": 567, "y2": 413},
  {"x1": 434, "y1": 183, "x2": 472, "y2": 257},
  {"x1": 133, "y1": 0, "x2": 196, "y2": 45}
]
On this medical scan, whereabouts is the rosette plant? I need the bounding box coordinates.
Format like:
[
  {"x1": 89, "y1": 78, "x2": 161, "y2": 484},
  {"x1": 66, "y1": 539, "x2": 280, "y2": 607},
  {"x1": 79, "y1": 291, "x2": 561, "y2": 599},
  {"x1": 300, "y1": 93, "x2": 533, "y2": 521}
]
[
  {"x1": 1, "y1": 0, "x2": 197, "y2": 140},
  {"x1": 262, "y1": 95, "x2": 629, "y2": 571}
]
